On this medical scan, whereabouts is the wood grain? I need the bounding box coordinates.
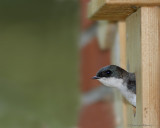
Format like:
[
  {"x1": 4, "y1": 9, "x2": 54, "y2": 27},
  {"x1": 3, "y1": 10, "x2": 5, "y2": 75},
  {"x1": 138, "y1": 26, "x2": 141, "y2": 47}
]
[
  {"x1": 126, "y1": 7, "x2": 160, "y2": 128},
  {"x1": 88, "y1": 0, "x2": 160, "y2": 21},
  {"x1": 88, "y1": 1, "x2": 138, "y2": 21},
  {"x1": 119, "y1": 21, "x2": 126, "y2": 69},
  {"x1": 107, "y1": 0, "x2": 160, "y2": 5}
]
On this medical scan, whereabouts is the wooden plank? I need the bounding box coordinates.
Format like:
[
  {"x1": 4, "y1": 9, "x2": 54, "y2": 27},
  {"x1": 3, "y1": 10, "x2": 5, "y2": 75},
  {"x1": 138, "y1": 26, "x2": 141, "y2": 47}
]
[
  {"x1": 126, "y1": 8, "x2": 142, "y2": 127},
  {"x1": 88, "y1": 1, "x2": 138, "y2": 21},
  {"x1": 106, "y1": 0, "x2": 160, "y2": 5},
  {"x1": 119, "y1": 21, "x2": 126, "y2": 70},
  {"x1": 118, "y1": 21, "x2": 127, "y2": 128},
  {"x1": 88, "y1": 0, "x2": 160, "y2": 20},
  {"x1": 141, "y1": 7, "x2": 160, "y2": 127},
  {"x1": 126, "y1": 7, "x2": 160, "y2": 127}
]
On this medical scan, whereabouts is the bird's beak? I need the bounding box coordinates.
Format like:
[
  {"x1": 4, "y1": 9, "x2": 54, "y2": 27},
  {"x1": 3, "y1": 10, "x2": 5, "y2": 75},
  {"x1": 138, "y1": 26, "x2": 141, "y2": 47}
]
[{"x1": 92, "y1": 76, "x2": 100, "y2": 79}]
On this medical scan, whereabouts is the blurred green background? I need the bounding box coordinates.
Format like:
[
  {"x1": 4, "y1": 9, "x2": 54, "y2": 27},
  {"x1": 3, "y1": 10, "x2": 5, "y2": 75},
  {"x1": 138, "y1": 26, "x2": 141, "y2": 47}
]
[{"x1": 0, "y1": 0, "x2": 79, "y2": 128}]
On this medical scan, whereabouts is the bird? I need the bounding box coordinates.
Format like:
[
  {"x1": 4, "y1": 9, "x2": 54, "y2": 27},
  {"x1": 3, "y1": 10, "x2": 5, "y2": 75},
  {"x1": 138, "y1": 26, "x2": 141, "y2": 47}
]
[{"x1": 92, "y1": 65, "x2": 136, "y2": 107}]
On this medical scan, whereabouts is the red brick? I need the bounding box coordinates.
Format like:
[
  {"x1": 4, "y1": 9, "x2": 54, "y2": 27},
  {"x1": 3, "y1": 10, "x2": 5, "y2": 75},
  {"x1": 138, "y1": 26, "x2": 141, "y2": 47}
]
[
  {"x1": 78, "y1": 101, "x2": 116, "y2": 128},
  {"x1": 80, "y1": 37, "x2": 111, "y2": 92}
]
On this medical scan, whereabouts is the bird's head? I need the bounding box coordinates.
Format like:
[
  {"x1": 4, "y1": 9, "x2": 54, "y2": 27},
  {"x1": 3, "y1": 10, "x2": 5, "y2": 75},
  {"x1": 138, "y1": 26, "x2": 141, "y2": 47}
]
[{"x1": 92, "y1": 65, "x2": 128, "y2": 88}]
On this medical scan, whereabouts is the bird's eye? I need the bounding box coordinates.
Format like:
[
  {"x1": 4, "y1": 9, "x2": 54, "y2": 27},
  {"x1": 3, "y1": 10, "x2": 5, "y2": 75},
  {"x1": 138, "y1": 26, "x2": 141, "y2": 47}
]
[{"x1": 106, "y1": 70, "x2": 112, "y2": 74}]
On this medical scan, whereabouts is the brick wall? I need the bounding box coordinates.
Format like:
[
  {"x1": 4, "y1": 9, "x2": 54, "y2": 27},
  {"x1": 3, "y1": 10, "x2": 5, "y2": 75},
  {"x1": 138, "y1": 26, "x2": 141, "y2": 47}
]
[{"x1": 78, "y1": 1, "x2": 116, "y2": 128}]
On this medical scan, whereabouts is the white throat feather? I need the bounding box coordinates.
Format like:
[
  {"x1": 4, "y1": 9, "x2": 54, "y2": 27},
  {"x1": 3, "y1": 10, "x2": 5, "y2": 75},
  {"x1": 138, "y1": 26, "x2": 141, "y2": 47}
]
[{"x1": 98, "y1": 77, "x2": 136, "y2": 106}]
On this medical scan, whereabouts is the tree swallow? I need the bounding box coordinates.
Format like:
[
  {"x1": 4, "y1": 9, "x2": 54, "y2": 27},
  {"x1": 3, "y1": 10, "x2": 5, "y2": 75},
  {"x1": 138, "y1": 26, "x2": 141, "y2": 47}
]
[{"x1": 92, "y1": 65, "x2": 136, "y2": 107}]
